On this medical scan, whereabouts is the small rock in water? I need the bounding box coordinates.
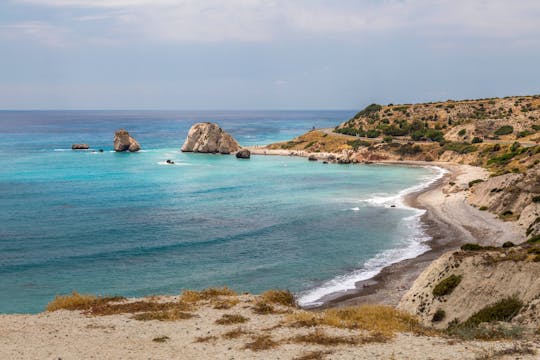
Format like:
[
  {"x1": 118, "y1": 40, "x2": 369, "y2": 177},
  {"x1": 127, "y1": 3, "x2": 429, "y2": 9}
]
[
  {"x1": 308, "y1": 155, "x2": 318, "y2": 161},
  {"x1": 98, "y1": 149, "x2": 104, "y2": 152},
  {"x1": 235, "y1": 148, "x2": 251, "y2": 159},
  {"x1": 390, "y1": 205, "x2": 396, "y2": 208},
  {"x1": 322, "y1": 161, "x2": 328, "y2": 164},
  {"x1": 166, "y1": 159, "x2": 175, "y2": 164},
  {"x1": 71, "y1": 144, "x2": 89, "y2": 150}
]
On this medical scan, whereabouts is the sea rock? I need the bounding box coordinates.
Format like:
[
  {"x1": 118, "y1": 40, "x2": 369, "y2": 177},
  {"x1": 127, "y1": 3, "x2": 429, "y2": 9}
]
[
  {"x1": 236, "y1": 148, "x2": 251, "y2": 159},
  {"x1": 72, "y1": 144, "x2": 89, "y2": 150},
  {"x1": 181, "y1": 122, "x2": 241, "y2": 154},
  {"x1": 114, "y1": 129, "x2": 141, "y2": 152},
  {"x1": 308, "y1": 155, "x2": 318, "y2": 161}
]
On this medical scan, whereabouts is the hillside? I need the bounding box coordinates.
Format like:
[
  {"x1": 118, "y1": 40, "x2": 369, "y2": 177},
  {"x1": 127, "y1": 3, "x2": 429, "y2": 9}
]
[{"x1": 266, "y1": 95, "x2": 540, "y2": 240}]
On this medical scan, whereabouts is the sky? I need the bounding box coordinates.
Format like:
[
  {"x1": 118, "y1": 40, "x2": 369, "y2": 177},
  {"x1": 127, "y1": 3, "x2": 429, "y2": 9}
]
[{"x1": 1, "y1": 0, "x2": 540, "y2": 110}]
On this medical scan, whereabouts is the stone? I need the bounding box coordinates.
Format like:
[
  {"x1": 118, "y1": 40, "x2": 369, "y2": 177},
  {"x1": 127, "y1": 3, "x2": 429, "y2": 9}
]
[
  {"x1": 181, "y1": 123, "x2": 241, "y2": 154},
  {"x1": 235, "y1": 149, "x2": 251, "y2": 159},
  {"x1": 308, "y1": 155, "x2": 318, "y2": 161},
  {"x1": 114, "y1": 129, "x2": 140, "y2": 152},
  {"x1": 72, "y1": 144, "x2": 89, "y2": 150}
]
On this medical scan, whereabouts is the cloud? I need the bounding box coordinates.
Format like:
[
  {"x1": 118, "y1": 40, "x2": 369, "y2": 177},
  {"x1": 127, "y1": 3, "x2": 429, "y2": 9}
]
[
  {"x1": 8, "y1": 0, "x2": 540, "y2": 46},
  {"x1": 0, "y1": 21, "x2": 68, "y2": 46}
]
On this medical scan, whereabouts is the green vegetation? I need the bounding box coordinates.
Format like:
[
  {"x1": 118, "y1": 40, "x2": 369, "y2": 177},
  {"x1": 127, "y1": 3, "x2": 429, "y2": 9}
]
[
  {"x1": 432, "y1": 275, "x2": 462, "y2": 297},
  {"x1": 494, "y1": 125, "x2": 514, "y2": 136},
  {"x1": 461, "y1": 243, "x2": 484, "y2": 251},
  {"x1": 366, "y1": 129, "x2": 380, "y2": 138},
  {"x1": 396, "y1": 143, "x2": 422, "y2": 155},
  {"x1": 458, "y1": 129, "x2": 466, "y2": 136},
  {"x1": 432, "y1": 309, "x2": 445, "y2": 322},
  {"x1": 528, "y1": 234, "x2": 540, "y2": 244},
  {"x1": 479, "y1": 206, "x2": 488, "y2": 211},
  {"x1": 441, "y1": 142, "x2": 476, "y2": 154},
  {"x1": 471, "y1": 136, "x2": 483, "y2": 144},
  {"x1": 532, "y1": 195, "x2": 540, "y2": 203},
  {"x1": 464, "y1": 297, "x2": 523, "y2": 327},
  {"x1": 347, "y1": 139, "x2": 370, "y2": 150},
  {"x1": 468, "y1": 179, "x2": 484, "y2": 187},
  {"x1": 502, "y1": 241, "x2": 515, "y2": 248}
]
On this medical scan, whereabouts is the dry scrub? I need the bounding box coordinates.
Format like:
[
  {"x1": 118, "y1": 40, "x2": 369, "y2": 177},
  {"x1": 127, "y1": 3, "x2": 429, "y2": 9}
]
[
  {"x1": 215, "y1": 314, "x2": 248, "y2": 325},
  {"x1": 243, "y1": 334, "x2": 279, "y2": 351}
]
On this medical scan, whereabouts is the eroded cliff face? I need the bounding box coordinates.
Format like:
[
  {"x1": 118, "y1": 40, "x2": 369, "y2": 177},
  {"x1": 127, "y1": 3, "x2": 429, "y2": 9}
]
[
  {"x1": 397, "y1": 248, "x2": 540, "y2": 329},
  {"x1": 113, "y1": 129, "x2": 141, "y2": 152},
  {"x1": 181, "y1": 123, "x2": 241, "y2": 154}
]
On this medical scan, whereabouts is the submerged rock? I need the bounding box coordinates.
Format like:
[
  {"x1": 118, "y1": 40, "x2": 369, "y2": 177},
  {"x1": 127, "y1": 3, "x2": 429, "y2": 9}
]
[
  {"x1": 72, "y1": 144, "x2": 89, "y2": 150},
  {"x1": 114, "y1": 129, "x2": 141, "y2": 152},
  {"x1": 236, "y1": 148, "x2": 251, "y2": 159},
  {"x1": 181, "y1": 122, "x2": 240, "y2": 154},
  {"x1": 166, "y1": 159, "x2": 175, "y2": 164}
]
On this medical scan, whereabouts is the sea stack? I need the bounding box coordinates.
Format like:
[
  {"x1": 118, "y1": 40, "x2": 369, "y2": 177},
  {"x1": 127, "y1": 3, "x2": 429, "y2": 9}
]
[
  {"x1": 113, "y1": 129, "x2": 141, "y2": 152},
  {"x1": 181, "y1": 122, "x2": 241, "y2": 154}
]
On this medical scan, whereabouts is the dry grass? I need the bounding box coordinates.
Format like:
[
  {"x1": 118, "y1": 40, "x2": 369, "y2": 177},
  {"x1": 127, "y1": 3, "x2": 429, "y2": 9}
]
[
  {"x1": 46, "y1": 292, "x2": 125, "y2": 312},
  {"x1": 294, "y1": 350, "x2": 333, "y2": 360},
  {"x1": 152, "y1": 336, "x2": 170, "y2": 343},
  {"x1": 179, "y1": 287, "x2": 237, "y2": 304},
  {"x1": 252, "y1": 301, "x2": 278, "y2": 315},
  {"x1": 243, "y1": 334, "x2": 279, "y2": 351},
  {"x1": 286, "y1": 305, "x2": 429, "y2": 337},
  {"x1": 475, "y1": 343, "x2": 536, "y2": 359},
  {"x1": 213, "y1": 298, "x2": 239, "y2": 310},
  {"x1": 215, "y1": 314, "x2": 248, "y2": 325},
  {"x1": 89, "y1": 300, "x2": 191, "y2": 316},
  {"x1": 132, "y1": 309, "x2": 194, "y2": 321},
  {"x1": 222, "y1": 327, "x2": 251, "y2": 339},
  {"x1": 194, "y1": 335, "x2": 218, "y2": 343},
  {"x1": 260, "y1": 289, "x2": 296, "y2": 307},
  {"x1": 291, "y1": 329, "x2": 360, "y2": 346}
]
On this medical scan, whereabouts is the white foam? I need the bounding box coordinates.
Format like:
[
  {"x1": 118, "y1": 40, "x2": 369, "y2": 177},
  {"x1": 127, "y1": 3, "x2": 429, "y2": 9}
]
[
  {"x1": 350, "y1": 207, "x2": 360, "y2": 211},
  {"x1": 53, "y1": 148, "x2": 72, "y2": 152},
  {"x1": 157, "y1": 161, "x2": 191, "y2": 166},
  {"x1": 297, "y1": 166, "x2": 446, "y2": 308}
]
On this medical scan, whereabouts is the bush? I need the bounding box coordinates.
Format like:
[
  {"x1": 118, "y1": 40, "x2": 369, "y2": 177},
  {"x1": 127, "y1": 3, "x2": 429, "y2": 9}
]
[
  {"x1": 347, "y1": 139, "x2": 370, "y2": 151},
  {"x1": 502, "y1": 241, "x2": 515, "y2": 248},
  {"x1": 464, "y1": 297, "x2": 523, "y2": 326},
  {"x1": 433, "y1": 275, "x2": 462, "y2": 297},
  {"x1": 458, "y1": 129, "x2": 466, "y2": 136},
  {"x1": 479, "y1": 206, "x2": 488, "y2": 211},
  {"x1": 471, "y1": 137, "x2": 483, "y2": 144},
  {"x1": 442, "y1": 142, "x2": 477, "y2": 154},
  {"x1": 383, "y1": 136, "x2": 393, "y2": 143},
  {"x1": 532, "y1": 196, "x2": 540, "y2": 203},
  {"x1": 432, "y1": 309, "x2": 446, "y2": 322},
  {"x1": 528, "y1": 234, "x2": 540, "y2": 243},
  {"x1": 397, "y1": 143, "x2": 422, "y2": 155},
  {"x1": 461, "y1": 243, "x2": 484, "y2": 251},
  {"x1": 494, "y1": 125, "x2": 514, "y2": 136},
  {"x1": 366, "y1": 129, "x2": 381, "y2": 138},
  {"x1": 468, "y1": 179, "x2": 484, "y2": 187}
]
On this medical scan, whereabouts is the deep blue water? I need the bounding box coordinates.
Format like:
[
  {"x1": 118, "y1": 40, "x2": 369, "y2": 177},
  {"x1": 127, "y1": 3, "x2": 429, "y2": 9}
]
[{"x1": 0, "y1": 111, "x2": 439, "y2": 313}]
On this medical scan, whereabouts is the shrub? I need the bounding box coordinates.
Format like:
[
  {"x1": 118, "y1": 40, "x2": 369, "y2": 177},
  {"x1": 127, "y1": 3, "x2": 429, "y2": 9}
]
[
  {"x1": 358, "y1": 103, "x2": 383, "y2": 116},
  {"x1": 442, "y1": 142, "x2": 476, "y2": 154},
  {"x1": 366, "y1": 129, "x2": 381, "y2": 138},
  {"x1": 468, "y1": 179, "x2": 484, "y2": 187},
  {"x1": 347, "y1": 139, "x2": 370, "y2": 151},
  {"x1": 46, "y1": 292, "x2": 125, "y2": 312},
  {"x1": 432, "y1": 309, "x2": 446, "y2": 322},
  {"x1": 433, "y1": 275, "x2": 462, "y2": 297},
  {"x1": 532, "y1": 196, "x2": 540, "y2": 203},
  {"x1": 471, "y1": 137, "x2": 483, "y2": 144},
  {"x1": 243, "y1": 335, "x2": 278, "y2": 351},
  {"x1": 494, "y1": 125, "x2": 514, "y2": 136},
  {"x1": 461, "y1": 243, "x2": 484, "y2": 251},
  {"x1": 215, "y1": 314, "x2": 248, "y2": 325},
  {"x1": 260, "y1": 289, "x2": 296, "y2": 307},
  {"x1": 383, "y1": 136, "x2": 393, "y2": 143},
  {"x1": 528, "y1": 234, "x2": 540, "y2": 243},
  {"x1": 397, "y1": 143, "x2": 422, "y2": 155},
  {"x1": 502, "y1": 241, "x2": 515, "y2": 248},
  {"x1": 458, "y1": 129, "x2": 466, "y2": 136},
  {"x1": 479, "y1": 206, "x2": 488, "y2": 211},
  {"x1": 464, "y1": 297, "x2": 523, "y2": 327}
]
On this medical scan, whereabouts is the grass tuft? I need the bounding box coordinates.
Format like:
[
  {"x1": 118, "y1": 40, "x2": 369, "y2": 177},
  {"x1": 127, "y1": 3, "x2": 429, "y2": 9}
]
[
  {"x1": 46, "y1": 292, "x2": 125, "y2": 312},
  {"x1": 194, "y1": 335, "x2": 217, "y2": 343},
  {"x1": 294, "y1": 350, "x2": 333, "y2": 360},
  {"x1": 215, "y1": 314, "x2": 248, "y2": 325},
  {"x1": 432, "y1": 275, "x2": 462, "y2": 297},
  {"x1": 252, "y1": 301, "x2": 278, "y2": 315},
  {"x1": 132, "y1": 309, "x2": 194, "y2": 321},
  {"x1": 180, "y1": 287, "x2": 237, "y2": 304},
  {"x1": 243, "y1": 335, "x2": 279, "y2": 351},
  {"x1": 152, "y1": 336, "x2": 170, "y2": 343},
  {"x1": 222, "y1": 327, "x2": 250, "y2": 339},
  {"x1": 260, "y1": 289, "x2": 296, "y2": 307}
]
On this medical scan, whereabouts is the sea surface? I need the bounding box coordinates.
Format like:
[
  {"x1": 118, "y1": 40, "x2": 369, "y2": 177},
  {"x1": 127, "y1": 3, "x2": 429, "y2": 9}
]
[{"x1": 0, "y1": 110, "x2": 442, "y2": 313}]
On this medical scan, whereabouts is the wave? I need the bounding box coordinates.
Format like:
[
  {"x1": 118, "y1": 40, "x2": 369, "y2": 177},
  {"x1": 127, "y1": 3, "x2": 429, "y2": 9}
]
[
  {"x1": 157, "y1": 161, "x2": 191, "y2": 166},
  {"x1": 297, "y1": 166, "x2": 446, "y2": 308}
]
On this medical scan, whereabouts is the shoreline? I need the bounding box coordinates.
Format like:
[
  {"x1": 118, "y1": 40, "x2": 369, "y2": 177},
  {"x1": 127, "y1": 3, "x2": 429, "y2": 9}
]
[{"x1": 247, "y1": 149, "x2": 525, "y2": 309}]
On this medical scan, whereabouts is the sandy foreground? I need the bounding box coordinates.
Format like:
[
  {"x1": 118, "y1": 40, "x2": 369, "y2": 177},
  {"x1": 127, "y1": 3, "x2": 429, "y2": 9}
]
[
  {"x1": 0, "y1": 158, "x2": 532, "y2": 359},
  {"x1": 1, "y1": 294, "x2": 538, "y2": 360}
]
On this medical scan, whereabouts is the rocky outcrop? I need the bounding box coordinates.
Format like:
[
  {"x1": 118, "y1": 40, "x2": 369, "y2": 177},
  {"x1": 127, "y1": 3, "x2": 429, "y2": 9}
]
[
  {"x1": 72, "y1": 144, "x2": 89, "y2": 150},
  {"x1": 235, "y1": 149, "x2": 251, "y2": 159},
  {"x1": 114, "y1": 129, "x2": 140, "y2": 152},
  {"x1": 397, "y1": 248, "x2": 540, "y2": 329},
  {"x1": 181, "y1": 123, "x2": 240, "y2": 154}
]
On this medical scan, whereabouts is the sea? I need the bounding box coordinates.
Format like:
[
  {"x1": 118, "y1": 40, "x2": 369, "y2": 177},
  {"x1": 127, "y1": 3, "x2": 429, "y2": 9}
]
[{"x1": 0, "y1": 110, "x2": 444, "y2": 313}]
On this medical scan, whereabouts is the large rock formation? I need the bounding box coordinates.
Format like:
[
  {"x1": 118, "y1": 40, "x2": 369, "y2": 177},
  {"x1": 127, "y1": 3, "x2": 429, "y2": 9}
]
[
  {"x1": 181, "y1": 123, "x2": 241, "y2": 154},
  {"x1": 114, "y1": 129, "x2": 141, "y2": 152}
]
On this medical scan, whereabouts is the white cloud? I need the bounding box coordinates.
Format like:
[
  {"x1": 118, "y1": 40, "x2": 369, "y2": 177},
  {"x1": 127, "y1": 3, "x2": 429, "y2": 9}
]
[{"x1": 8, "y1": 0, "x2": 540, "y2": 46}]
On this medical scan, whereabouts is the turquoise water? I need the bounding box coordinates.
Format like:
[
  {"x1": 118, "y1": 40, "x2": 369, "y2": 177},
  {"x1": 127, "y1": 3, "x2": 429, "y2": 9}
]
[{"x1": 0, "y1": 111, "x2": 439, "y2": 313}]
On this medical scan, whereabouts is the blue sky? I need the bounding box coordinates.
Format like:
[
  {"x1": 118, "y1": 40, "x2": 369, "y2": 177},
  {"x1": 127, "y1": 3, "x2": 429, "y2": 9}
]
[{"x1": 1, "y1": 0, "x2": 540, "y2": 110}]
